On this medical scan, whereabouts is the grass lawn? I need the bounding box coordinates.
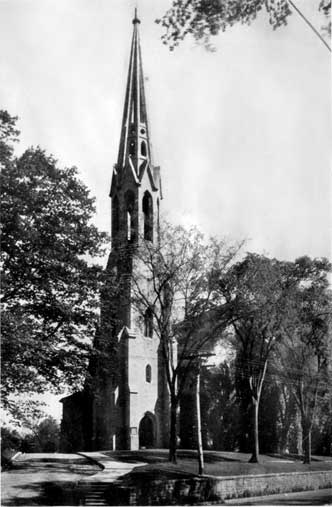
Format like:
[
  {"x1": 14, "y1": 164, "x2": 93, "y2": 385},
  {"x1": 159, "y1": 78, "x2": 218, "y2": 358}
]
[{"x1": 102, "y1": 449, "x2": 332, "y2": 479}]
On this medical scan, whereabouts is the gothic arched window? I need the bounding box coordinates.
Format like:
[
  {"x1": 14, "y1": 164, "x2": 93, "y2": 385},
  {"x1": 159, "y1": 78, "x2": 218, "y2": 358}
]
[
  {"x1": 112, "y1": 195, "x2": 119, "y2": 237},
  {"x1": 142, "y1": 191, "x2": 153, "y2": 242},
  {"x1": 144, "y1": 308, "x2": 153, "y2": 338},
  {"x1": 141, "y1": 141, "x2": 147, "y2": 157},
  {"x1": 146, "y1": 364, "x2": 152, "y2": 383},
  {"x1": 125, "y1": 190, "x2": 136, "y2": 242}
]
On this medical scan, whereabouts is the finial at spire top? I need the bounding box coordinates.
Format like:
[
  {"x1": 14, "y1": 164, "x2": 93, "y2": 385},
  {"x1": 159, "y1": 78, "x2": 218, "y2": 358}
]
[{"x1": 133, "y1": 7, "x2": 140, "y2": 24}]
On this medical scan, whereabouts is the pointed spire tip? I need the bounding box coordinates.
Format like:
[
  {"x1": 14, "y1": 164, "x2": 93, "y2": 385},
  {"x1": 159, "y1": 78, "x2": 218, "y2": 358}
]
[{"x1": 133, "y1": 6, "x2": 140, "y2": 24}]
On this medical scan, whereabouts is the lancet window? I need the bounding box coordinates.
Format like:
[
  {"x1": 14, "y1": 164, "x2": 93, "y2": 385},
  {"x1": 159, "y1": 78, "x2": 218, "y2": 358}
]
[
  {"x1": 144, "y1": 308, "x2": 153, "y2": 338},
  {"x1": 125, "y1": 190, "x2": 136, "y2": 242},
  {"x1": 146, "y1": 364, "x2": 152, "y2": 383},
  {"x1": 142, "y1": 191, "x2": 153, "y2": 241}
]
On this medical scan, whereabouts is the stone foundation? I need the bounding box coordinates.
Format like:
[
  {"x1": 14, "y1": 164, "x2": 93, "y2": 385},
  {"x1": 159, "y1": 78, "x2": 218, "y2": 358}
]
[
  {"x1": 209, "y1": 470, "x2": 332, "y2": 500},
  {"x1": 106, "y1": 470, "x2": 332, "y2": 505}
]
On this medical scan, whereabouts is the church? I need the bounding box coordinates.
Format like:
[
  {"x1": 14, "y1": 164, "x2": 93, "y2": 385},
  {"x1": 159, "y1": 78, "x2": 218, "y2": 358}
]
[{"x1": 60, "y1": 11, "x2": 170, "y2": 452}]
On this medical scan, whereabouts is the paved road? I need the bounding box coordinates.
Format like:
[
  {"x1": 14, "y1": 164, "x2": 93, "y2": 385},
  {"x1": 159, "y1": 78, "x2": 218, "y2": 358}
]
[{"x1": 226, "y1": 488, "x2": 332, "y2": 505}]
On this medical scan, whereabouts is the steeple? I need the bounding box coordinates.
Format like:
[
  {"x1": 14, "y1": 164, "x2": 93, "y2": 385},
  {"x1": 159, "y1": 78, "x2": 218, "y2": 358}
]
[
  {"x1": 60, "y1": 11, "x2": 169, "y2": 454},
  {"x1": 110, "y1": 11, "x2": 162, "y2": 245},
  {"x1": 116, "y1": 9, "x2": 152, "y2": 175}
]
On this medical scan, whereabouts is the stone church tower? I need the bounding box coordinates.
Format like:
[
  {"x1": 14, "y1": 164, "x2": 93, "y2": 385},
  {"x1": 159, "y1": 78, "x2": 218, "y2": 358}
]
[{"x1": 61, "y1": 12, "x2": 169, "y2": 451}]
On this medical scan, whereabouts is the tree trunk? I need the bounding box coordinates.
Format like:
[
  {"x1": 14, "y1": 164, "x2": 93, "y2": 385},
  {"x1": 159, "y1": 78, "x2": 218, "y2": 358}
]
[
  {"x1": 248, "y1": 362, "x2": 267, "y2": 463},
  {"x1": 302, "y1": 419, "x2": 312, "y2": 464},
  {"x1": 195, "y1": 368, "x2": 204, "y2": 475},
  {"x1": 249, "y1": 398, "x2": 260, "y2": 463},
  {"x1": 169, "y1": 396, "x2": 178, "y2": 463}
]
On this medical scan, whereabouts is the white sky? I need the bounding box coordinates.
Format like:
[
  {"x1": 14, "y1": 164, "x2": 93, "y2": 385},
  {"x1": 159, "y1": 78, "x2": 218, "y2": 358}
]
[{"x1": 1, "y1": 0, "x2": 331, "y2": 421}]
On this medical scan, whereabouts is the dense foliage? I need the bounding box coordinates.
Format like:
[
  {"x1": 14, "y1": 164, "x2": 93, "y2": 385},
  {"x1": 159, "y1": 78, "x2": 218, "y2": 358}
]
[
  {"x1": 179, "y1": 254, "x2": 332, "y2": 463},
  {"x1": 1, "y1": 417, "x2": 60, "y2": 465},
  {"x1": 157, "y1": 0, "x2": 330, "y2": 50},
  {"x1": 0, "y1": 111, "x2": 108, "y2": 413}
]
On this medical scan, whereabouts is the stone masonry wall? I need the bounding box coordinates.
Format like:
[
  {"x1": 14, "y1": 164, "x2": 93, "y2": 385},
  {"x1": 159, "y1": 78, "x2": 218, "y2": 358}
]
[{"x1": 109, "y1": 470, "x2": 332, "y2": 505}]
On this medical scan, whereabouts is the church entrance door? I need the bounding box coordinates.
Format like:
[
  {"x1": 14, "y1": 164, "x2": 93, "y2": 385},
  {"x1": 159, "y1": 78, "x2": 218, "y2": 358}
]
[{"x1": 139, "y1": 413, "x2": 155, "y2": 448}]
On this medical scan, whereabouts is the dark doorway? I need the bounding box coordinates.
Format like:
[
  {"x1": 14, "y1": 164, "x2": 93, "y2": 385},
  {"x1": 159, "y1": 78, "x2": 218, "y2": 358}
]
[{"x1": 139, "y1": 413, "x2": 155, "y2": 448}]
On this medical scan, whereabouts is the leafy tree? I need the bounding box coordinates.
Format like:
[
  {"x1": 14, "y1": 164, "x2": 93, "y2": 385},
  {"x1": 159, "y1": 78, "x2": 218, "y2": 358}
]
[
  {"x1": 0, "y1": 110, "x2": 20, "y2": 166},
  {"x1": 157, "y1": 0, "x2": 330, "y2": 51},
  {"x1": 0, "y1": 111, "x2": 109, "y2": 414},
  {"x1": 311, "y1": 395, "x2": 332, "y2": 456},
  {"x1": 131, "y1": 222, "x2": 242, "y2": 462},
  {"x1": 276, "y1": 256, "x2": 331, "y2": 464},
  {"x1": 1, "y1": 426, "x2": 22, "y2": 467},
  {"x1": 319, "y1": 0, "x2": 331, "y2": 36},
  {"x1": 33, "y1": 417, "x2": 60, "y2": 452},
  {"x1": 274, "y1": 381, "x2": 298, "y2": 454},
  {"x1": 258, "y1": 379, "x2": 282, "y2": 453},
  {"x1": 218, "y1": 253, "x2": 291, "y2": 462},
  {"x1": 236, "y1": 359, "x2": 299, "y2": 455},
  {"x1": 235, "y1": 361, "x2": 282, "y2": 454},
  {"x1": 200, "y1": 361, "x2": 239, "y2": 450},
  {"x1": 1, "y1": 427, "x2": 22, "y2": 451},
  {"x1": 1, "y1": 417, "x2": 60, "y2": 458}
]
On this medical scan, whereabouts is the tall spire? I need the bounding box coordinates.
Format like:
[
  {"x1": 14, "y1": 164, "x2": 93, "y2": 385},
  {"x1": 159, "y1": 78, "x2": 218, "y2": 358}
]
[
  {"x1": 133, "y1": 7, "x2": 140, "y2": 24},
  {"x1": 116, "y1": 10, "x2": 151, "y2": 174}
]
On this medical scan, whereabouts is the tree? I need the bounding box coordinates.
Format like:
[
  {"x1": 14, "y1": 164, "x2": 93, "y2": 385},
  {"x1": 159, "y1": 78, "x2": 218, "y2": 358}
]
[
  {"x1": 1, "y1": 111, "x2": 109, "y2": 414},
  {"x1": 1, "y1": 417, "x2": 60, "y2": 459},
  {"x1": 1, "y1": 427, "x2": 22, "y2": 467},
  {"x1": 218, "y1": 253, "x2": 291, "y2": 463},
  {"x1": 157, "y1": 0, "x2": 330, "y2": 51},
  {"x1": 276, "y1": 256, "x2": 331, "y2": 464},
  {"x1": 131, "y1": 222, "x2": 242, "y2": 462},
  {"x1": 33, "y1": 417, "x2": 60, "y2": 452},
  {"x1": 200, "y1": 361, "x2": 239, "y2": 451},
  {"x1": 0, "y1": 110, "x2": 20, "y2": 167},
  {"x1": 319, "y1": 0, "x2": 331, "y2": 36},
  {"x1": 274, "y1": 380, "x2": 298, "y2": 454}
]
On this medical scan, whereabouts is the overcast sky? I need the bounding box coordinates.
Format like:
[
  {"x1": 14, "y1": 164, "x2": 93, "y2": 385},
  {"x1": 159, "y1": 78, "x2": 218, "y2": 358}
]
[
  {"x1": 1, "y1": 0, "x2": 331, "y2": 419},
  {"x1": 1, "y1": 0, "x2": 331, "y2": 262}
]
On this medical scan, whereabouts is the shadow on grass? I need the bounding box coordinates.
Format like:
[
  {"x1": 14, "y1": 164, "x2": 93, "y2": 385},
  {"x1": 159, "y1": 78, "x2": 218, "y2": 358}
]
[
  {"x1": 103, "y1": 449, "x2": 322, "y2": 470},
  {"x1": 103, "y1": 449, "x2": 239, "y2": 464},
  {"x1": 266, "y1": 452, "x2": 332, "y2": 463},
  {"x1": 126, "y1": 458, "x2": 332, "y2": 480}
]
